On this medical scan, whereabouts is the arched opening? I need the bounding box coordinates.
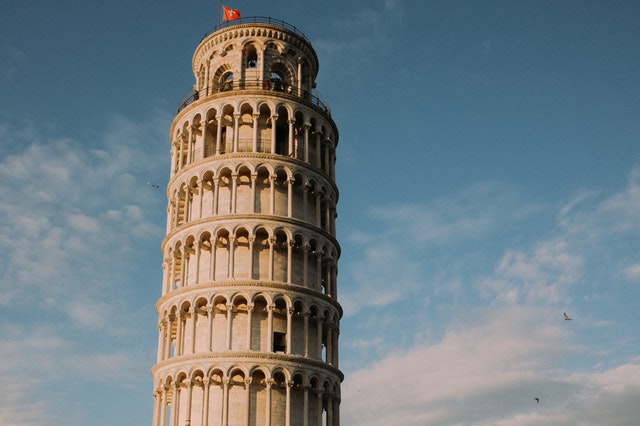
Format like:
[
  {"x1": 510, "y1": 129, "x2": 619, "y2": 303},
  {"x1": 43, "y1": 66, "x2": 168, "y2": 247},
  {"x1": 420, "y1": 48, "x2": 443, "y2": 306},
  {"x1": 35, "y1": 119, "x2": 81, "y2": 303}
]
[
  {"x1": 249, "y1": 370, "x2": 267, "y2": 425},
  {"x1": 272, "y1": 297, "x2": 288, "y2": 353},
  {"x1": 251, "y1": 296, "x2": 268, "y2": 351},
  {"x1": 253, "y1": 228, "x2": 270, "y2": 280},
  {"x1": 234, "y1": 227, "x2": 251, "y2": 279},
  {"x1": 214, "y1": 229, "x2": 230, "y2": 280},
  {"x1": 212, "y1": 295, "x2": 228, "y2": 350},
  {"x1": 274, "y1": 106, "x2": 289, "y2": 155}
]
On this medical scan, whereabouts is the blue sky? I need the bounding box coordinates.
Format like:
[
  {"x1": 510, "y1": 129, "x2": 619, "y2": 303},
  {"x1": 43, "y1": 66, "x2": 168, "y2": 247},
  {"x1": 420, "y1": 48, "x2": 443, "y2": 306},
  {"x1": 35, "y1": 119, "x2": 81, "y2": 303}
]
[{"x1": 1, "y1": 1, "x2": 639, "y2": 425}]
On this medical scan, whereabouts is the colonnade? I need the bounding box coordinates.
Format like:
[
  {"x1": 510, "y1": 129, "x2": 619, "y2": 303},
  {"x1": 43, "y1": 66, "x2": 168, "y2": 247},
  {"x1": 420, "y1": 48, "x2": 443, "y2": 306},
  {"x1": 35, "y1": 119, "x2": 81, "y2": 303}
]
[
  {"x1": 156, "y1": 294, "x2": 340, "y2": 367},
  {"x1": 167, "y1": 167, "x2": 337, "y2": 236},
  {"x1": 171, "y1": 105, "x2": 336, "y2": 181},
  {"x1": 152, "y1": 368, "x2": 340, "y2": 426},
  {"x1": 162, "y1": 228, "x2": 338, "y2": 297}
]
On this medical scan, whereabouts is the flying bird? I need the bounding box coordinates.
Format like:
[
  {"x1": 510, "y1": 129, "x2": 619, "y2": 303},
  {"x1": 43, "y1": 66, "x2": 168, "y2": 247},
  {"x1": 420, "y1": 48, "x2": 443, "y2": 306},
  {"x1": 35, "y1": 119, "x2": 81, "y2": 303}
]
[
  {"x1": 147, "y1": 182, "x2": 160, "y2": 188},
  {"x1": 534, "y1": 397, "x2": 540, "y2": 404},
  {"x1": 564, "y1": 312, "x2": 572, "y2": 321}
]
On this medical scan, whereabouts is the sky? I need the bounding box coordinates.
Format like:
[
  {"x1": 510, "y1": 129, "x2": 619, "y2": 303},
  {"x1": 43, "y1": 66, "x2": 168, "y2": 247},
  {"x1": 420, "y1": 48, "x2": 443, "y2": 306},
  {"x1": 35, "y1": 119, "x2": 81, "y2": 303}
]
[{"x1": 1, "y1": 1, "x2": 640, "y2": 425}]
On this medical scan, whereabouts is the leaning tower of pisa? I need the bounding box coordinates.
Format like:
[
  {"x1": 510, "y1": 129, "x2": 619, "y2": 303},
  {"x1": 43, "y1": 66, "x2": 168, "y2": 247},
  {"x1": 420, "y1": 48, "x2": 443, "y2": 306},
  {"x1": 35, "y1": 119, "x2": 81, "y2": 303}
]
[{"x1": 151, "y1": 17, "x2": 342, "y2": 426}]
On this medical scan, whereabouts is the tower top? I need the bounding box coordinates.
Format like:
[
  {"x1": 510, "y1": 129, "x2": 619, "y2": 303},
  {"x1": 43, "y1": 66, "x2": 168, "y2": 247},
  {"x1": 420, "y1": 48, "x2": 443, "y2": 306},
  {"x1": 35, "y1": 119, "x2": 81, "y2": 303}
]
[{"x1": 193, "y1": 17, "x2": 319, "y2": 82}]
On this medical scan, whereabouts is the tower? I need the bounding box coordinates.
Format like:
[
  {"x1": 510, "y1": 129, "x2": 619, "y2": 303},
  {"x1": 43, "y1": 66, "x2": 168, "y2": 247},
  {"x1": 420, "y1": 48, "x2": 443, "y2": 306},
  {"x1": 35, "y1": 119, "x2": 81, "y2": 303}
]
[{"x1": 151, "y1": 17, "x2": 342, "y2": 426}]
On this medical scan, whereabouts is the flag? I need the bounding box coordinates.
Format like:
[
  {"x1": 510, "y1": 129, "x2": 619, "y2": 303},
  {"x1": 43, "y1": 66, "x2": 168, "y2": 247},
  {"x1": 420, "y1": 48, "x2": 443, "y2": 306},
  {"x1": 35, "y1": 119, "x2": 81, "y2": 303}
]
[{"x1": 223, "y1": 5, "x2": 241, "y2": 21}]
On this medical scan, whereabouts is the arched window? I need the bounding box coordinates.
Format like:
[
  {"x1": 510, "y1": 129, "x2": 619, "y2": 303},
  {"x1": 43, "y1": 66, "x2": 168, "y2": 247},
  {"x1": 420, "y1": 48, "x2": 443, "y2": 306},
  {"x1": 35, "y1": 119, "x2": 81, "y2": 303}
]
[
  {"x1": 222, "y1": 72, "x2": 234, "y2": 91},
  {"x1": 270, "y1": 71, "x2": 284, "y2": 91}
]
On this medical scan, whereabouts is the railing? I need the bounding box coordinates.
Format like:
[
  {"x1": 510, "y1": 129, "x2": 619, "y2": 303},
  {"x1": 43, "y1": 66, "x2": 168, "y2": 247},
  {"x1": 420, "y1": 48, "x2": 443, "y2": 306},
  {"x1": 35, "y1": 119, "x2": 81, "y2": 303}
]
[
  {"x1": 177, "y1": 79, "x2": 332, "y2": 115},
  {"x1": 200, "y1": 16, "x2": 312, "y2": 46}
]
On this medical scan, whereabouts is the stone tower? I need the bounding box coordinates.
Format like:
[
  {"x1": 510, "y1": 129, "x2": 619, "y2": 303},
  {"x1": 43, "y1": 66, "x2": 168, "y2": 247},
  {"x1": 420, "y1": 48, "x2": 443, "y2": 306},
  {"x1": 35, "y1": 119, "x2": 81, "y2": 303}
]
[{"x1": 151, "y1": 17, "x2": 342, "y2": 426}]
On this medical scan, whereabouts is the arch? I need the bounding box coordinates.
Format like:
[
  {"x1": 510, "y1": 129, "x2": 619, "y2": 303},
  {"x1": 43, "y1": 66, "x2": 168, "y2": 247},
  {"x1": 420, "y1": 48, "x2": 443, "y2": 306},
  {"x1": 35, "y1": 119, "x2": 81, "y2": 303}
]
[
  {"x1": 250, "y1": 295, "x2": 269, "y2": 351},
  {"x1": 220, "y1": 105, "x2": 235, "y2": 154},
  {"x1": 236, "y1": 166, "x2": 253, "y2": 214},
  {"x1": 253, "y1": 227, "x2": 270, "y2": 281},
  {"x1": 234, "y1": 227, "x2": 251, "y2": 280},
  {"x1": 238, "y1": 103, "x2": 254, "y2": 152},
  {"x1": 274, "y1": 105, "x2": 289, "y2": 155},
  {"x1": 214, "y1": 228, "x2": 230, "y2": 281},
  {"x1": 249, "y1": 369, "x2": 267, "y2": 425},
  {"x1": 254, "y1": 166, "x2": 271, "y2": 214},
  {"x1": 273, "y1": 228, "x2": 289, "y2": 283}
]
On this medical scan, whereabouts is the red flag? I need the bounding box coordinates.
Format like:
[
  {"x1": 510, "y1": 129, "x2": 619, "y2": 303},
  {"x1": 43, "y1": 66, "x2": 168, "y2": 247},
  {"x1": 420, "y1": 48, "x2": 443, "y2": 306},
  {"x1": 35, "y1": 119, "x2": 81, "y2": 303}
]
[{"x1": 223, "y1": 5, "x2": 241, "y2": 21}]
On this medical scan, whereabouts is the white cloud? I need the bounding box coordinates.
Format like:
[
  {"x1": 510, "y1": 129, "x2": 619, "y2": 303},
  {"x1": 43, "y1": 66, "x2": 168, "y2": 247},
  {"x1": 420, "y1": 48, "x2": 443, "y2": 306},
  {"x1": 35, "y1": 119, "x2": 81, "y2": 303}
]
[
  {"x1": 623, "y1": 264, "x2": 640, "y2": 281},
  {"x1": 341, "y1": 168, "x2": 640, "y2": 424},
  {"x1": 479, "y1": 238, "x2": 583, "y2": 306},
  {"x1": 0, "y1": 111, "x2": 168, "y2": 424},
  {"x1": 342, "y1": 305, "x2": 640, "y2": 425}
]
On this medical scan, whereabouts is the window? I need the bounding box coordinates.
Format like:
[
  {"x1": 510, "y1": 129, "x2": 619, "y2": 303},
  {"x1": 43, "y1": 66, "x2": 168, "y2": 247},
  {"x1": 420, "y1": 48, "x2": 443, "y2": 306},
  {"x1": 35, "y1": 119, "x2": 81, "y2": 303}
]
[{"x1": 273, "y1": 332, "x2": 286, "y2": 352}]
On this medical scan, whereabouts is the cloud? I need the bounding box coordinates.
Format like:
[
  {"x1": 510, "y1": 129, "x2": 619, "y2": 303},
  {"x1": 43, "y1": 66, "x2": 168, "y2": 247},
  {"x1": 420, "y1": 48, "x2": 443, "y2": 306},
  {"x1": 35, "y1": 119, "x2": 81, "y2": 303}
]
[
  {"x1": 0, "y1": 111, "x2": 168, "y2": 424},
  {"x1": 341, "y1": 181, "x2": 542, "y2": 316},
  {"x1": 479, "y1": 238, "x2": 584, "y2": 306},
  {"x1": 340, "y1": 167, "x2": 640, "y2": 424},
  {"x1": 342, "y1": 305, "x2": 640, "y2": 426}
]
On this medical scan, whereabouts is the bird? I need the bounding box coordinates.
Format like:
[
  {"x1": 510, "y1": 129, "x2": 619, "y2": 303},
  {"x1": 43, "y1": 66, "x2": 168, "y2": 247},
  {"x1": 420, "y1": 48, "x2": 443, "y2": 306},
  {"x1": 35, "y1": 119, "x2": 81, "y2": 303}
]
[
  {"x1": 534, "y1": 397, "x2": 540, "y2": 404},
  {"x1": 147, "y1": 182, "x2": 160, "y2": 188},
  {"x1": 564, "y1": 312, "x2": 572, "y2": 321}
]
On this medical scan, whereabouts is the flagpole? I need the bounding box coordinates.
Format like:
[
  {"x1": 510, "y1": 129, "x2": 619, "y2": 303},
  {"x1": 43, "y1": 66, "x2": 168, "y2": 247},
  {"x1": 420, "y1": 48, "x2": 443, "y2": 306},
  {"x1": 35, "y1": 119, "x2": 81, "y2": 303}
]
[{"x1": 217, "y1": 0, "x2": 221, "y2": 27}]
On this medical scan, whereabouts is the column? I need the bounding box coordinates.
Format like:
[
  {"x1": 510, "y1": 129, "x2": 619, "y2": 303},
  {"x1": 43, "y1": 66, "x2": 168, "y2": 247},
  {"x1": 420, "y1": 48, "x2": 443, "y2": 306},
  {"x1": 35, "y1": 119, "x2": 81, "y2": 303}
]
[
  {"x1": 250, "y1": 174, "x2": 257, "y2": 213},
  {"x1": 215, "y1": 116, "x2": 222, "y2": 154},
  {"x1": 171, "y1": 383, "x2": 180, "y2": 426},
  {"x1": 194, "y1": 241, "x2": 201, "y2": 285},
  {"x1": 297, "y1": 59, "x2": 302, "y2": 93},
  {"x1": 302, "y1": 244, "x2": 309, "y2": 288},
  {"x1": 228, "y1": 236, "x2": 235, "y2": 279},
  {"x1": 326, "y1": 325, "x2": 333, "y2": 364},
  {"x1": 314, "y1": 133, "x2": 321, "y2": 168},
  {"x1": 184, "y1": 185, "x2": 191, "y2": 223},
  {"x1": 159, "y1": 386, "x2": 168, "y2": 426},
  {"x1": 246, "y1": 304, "x2": 254, "y2": 350},
  {"x1": 268, "y1": 237, "x2": 276, "y2": 281},
  {"x1": 248, "y1": 236, "x2": 255, "y2": 280},
  {"x1": 226, "y1": 303, "x2": 233, "y2": 350},
  {"x1": 288, "y1": 119, "x2": 294, "y2": 155},
  {"x1": 315, "y1": 389, "x2": 323, "y2": 426},
  {"x1": 198, "y1": 179, "x2": 204, "y2": 219},
  {"x1": 175, "y1": 312, "x2": 184, "y2": 356},
  {"x1": 302, "y1": 386, "x2": 309, "y2": 426},
  {"x1": 302, "y1": 183, "x2": 310, "y2": 222},
  {"x1": 252, "y1": 113, "x2": 259, "y2": 152},
  {"x1": 287, "y1": 179, "x2": 294, "y2": 218},
  {"x1": 153, "y1": 390, "x2": 161, "y2": 426},
  {"x1": 231, "y1": 174, "x2": 238, "y2": 213},
  {"x1": 185, "y1": 380, "x2": 193, "y2": 426},
  {"x1": 285, "y1": 380, "x2": 293, "y2": 426},
  {"x1": 222, "y1": 378, "x2": 230, "y2": 426},
  {"x1": 303, "y1": 124, "x2": 310, "y2": 162},
  {"x1": 267, "y1": 304, "x2": 274, "y2": 352},
  {"x1": 245, "y1": 378, "x2": 253, "y2": 426},
  {"x1": 233, "y1": 113, "x2": 240, "y2": 152},
  {"x1": 202, "y1": 378, "x2": 211, "y2": 426},
  {"x1": 189, "y1": 306, "x2": 197, "y2": 354},
  {"x1": 270, "y1": 114, "x2": 278, "y2": 153},
  {"x1": 303, "y1": 312, "x2": 310, "y2": 357},
  {"x1": 207, "y1": 306, "x2": 214, "y2": 351},
  {"x1": 213, "y1": 177, "x2": 220, "y2": 215},
  {"x1": 269, "y1": 175, "x2": 276, "y2": 215},
  {"x1": 265, "y1": 379, "x2": 274, "y2": 426},
  {"x1": 157, "y1": 320, "x2": 165, "y2": 362},
  {"x1": 287, "y1": 240, "x2": 293, "y2": 284},
  {"x1": 286, "y1": 307, "x2": 293, "y2": 354},
  {"x1": 315, "y1": 192, "x2": 322, "y2": 228},
  {"x1": 316, "y1": 317, "x2": 323, "y2": 360}
]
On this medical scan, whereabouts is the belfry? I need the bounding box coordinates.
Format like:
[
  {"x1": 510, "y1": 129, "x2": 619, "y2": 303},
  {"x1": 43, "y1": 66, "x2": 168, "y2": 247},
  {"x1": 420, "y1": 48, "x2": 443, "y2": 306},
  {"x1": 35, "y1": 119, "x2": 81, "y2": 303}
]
[{"x1": 151, "y1": 17, "x2": 342, "y2": 426}]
